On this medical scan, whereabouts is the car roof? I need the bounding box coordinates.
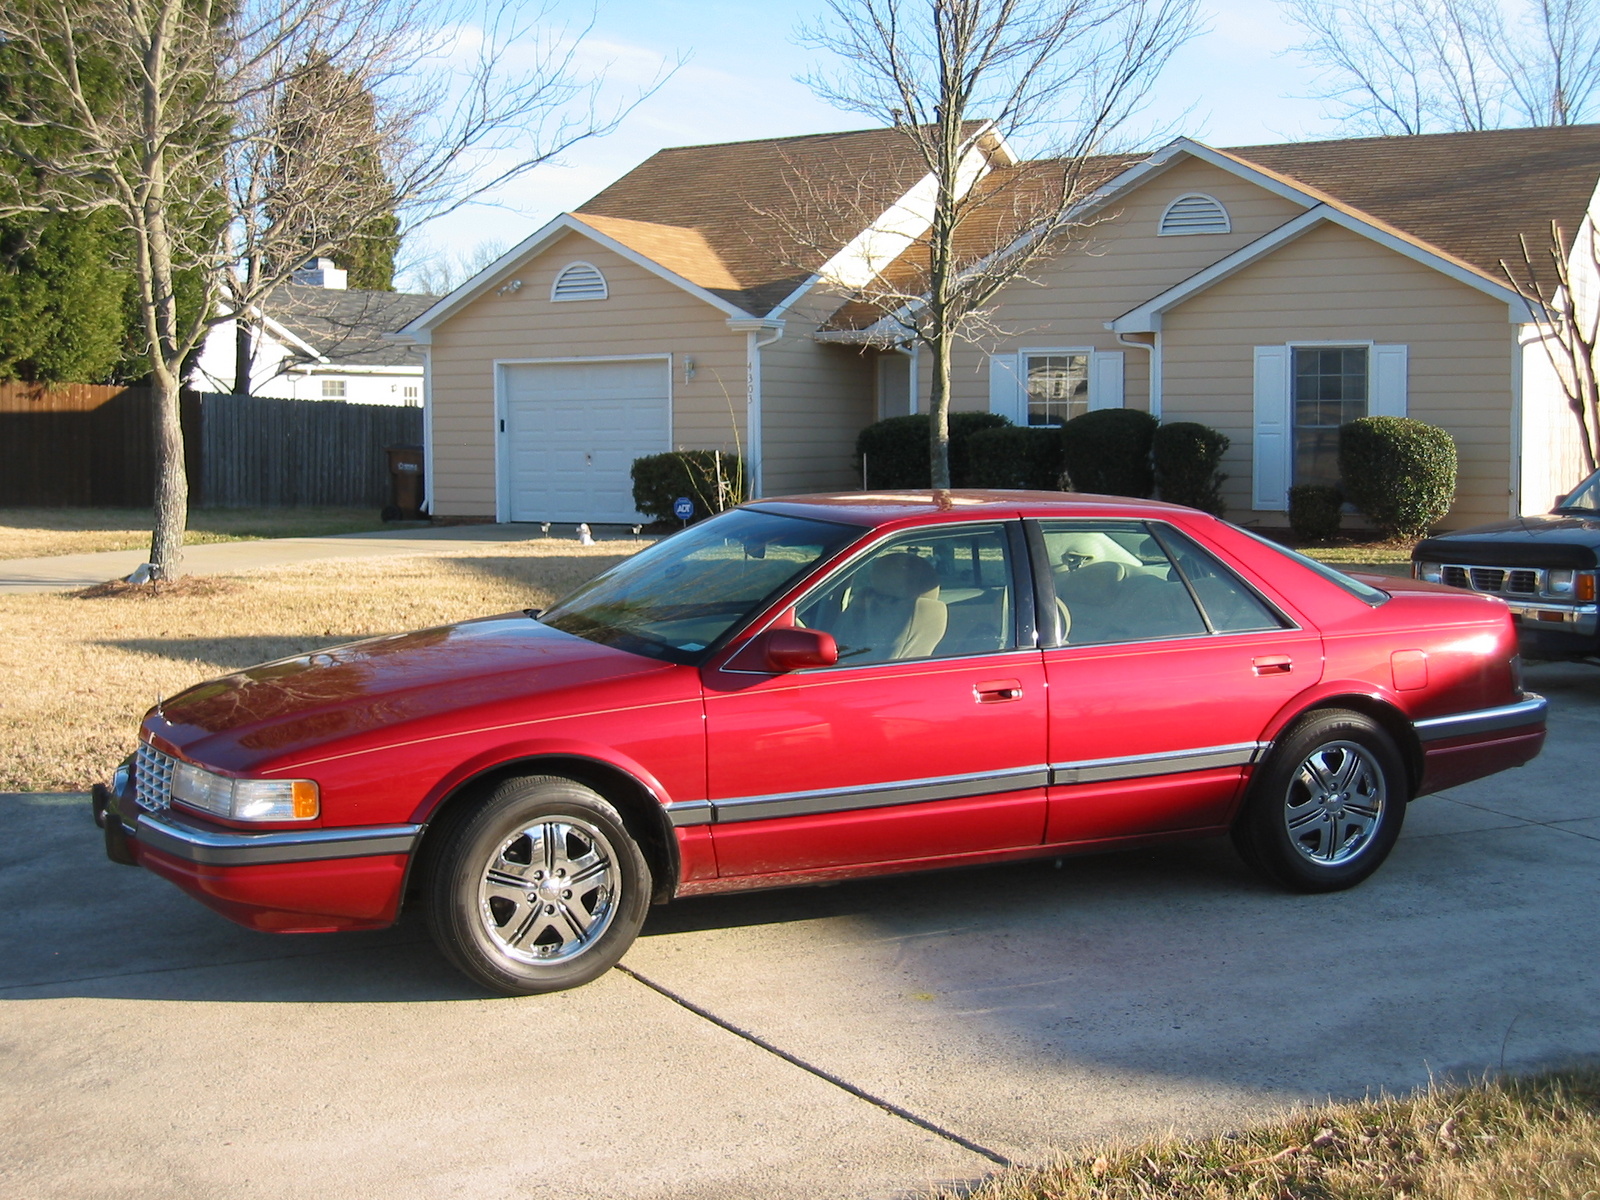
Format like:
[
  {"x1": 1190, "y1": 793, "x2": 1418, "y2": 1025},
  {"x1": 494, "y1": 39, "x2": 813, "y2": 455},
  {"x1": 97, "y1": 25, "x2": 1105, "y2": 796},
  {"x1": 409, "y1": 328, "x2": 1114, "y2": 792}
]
[{"x1": 747, "y1": 490, "x2": 1198, "y2": 528}]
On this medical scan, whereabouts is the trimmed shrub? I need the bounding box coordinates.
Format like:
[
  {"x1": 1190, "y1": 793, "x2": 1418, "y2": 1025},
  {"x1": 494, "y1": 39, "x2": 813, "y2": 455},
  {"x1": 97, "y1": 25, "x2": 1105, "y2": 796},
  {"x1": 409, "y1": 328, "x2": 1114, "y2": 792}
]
[
  {"x1": 1059, "y1": 408, "x2": 1159, "y2": 497},
  {"x1": 1153, "y1": 421, "x2": 1230, "y2": 515},
  {"x1": 1338, "y1": 416, "x2": 1457, "y2": 538},
  {"x1": 1288, "y1": 484, "x2": 1344, "y2": 542},
  {"x1": 630, "y1": 450, "x2": 748, "y2": 523},
  {"x1": 854, "y1": 411, "x2": 1011, "y2": 488},
  {"x1": 965, "y1": 426, "x2": 1066, "y2": 490}
]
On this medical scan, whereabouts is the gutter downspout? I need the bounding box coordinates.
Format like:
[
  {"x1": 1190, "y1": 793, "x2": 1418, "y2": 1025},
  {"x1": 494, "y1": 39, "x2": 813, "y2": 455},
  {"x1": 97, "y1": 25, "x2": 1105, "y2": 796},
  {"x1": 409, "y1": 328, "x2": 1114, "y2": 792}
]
[
  {"x1": 728, "y1": 318, "x2": 785, "y2": 498},
  {"x1": 420, "y1": 346, "x2": 434, "y2": 515},
  {"x1": 1117, "y1": 330, "x2": 1159, "y2": 420}
]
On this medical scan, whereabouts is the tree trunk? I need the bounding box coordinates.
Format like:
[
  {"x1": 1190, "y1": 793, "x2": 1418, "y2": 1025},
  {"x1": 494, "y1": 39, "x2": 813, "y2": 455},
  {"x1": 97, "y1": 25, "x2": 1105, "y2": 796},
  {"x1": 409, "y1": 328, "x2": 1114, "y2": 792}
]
[
  {"x1": 148, "y1": 367, "x2": 188, "y2": 578},
  {"x1": 928, "y1": 336, "x2": 952, "y2": 488},
  {"x1": 233, "y1": 317, "x2": 253, "y2": 395}
]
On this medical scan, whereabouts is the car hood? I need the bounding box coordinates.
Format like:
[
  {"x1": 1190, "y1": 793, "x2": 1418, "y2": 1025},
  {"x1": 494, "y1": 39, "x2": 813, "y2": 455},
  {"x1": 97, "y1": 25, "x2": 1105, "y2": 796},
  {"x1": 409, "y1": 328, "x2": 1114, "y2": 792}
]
[
  {"x1": 146, "y1": 614, "x2": 678, "y2": 770},
  {"x1": 1414, "y1": 514, "x2": 1600, "y2": 568}
]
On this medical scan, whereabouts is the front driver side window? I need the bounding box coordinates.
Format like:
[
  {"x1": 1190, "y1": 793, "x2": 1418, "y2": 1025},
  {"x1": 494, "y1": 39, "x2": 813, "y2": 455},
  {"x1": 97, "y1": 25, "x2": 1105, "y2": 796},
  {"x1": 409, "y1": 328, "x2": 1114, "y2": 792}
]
[{"x1": 795, "y1": 524, "x2": 1017, "y2": 665}]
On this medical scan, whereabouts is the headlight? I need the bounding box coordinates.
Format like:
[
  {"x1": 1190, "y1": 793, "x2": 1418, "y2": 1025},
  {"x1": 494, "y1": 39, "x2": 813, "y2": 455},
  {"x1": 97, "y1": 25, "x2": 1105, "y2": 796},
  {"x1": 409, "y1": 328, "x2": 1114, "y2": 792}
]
[
  {"x1": 1547, "y1": 568, "x2": 1576, "y2": 596},
  {"x1": 171, "y1": 762, "x2": 319, "y2": 821},
  {"x1": 1415, "y1": 561, "x2": 1444, "y2": 583}
]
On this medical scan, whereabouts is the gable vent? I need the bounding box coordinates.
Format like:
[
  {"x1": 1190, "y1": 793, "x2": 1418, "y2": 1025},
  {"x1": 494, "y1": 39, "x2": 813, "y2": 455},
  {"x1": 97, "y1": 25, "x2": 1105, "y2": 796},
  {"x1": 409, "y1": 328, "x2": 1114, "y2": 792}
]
[
  {"x1": 1158, "y1": 193, "x2": 1230, "y2": 236},
  {"x1": 551, "y1": 261, "x2": 608, "y2": 302}
]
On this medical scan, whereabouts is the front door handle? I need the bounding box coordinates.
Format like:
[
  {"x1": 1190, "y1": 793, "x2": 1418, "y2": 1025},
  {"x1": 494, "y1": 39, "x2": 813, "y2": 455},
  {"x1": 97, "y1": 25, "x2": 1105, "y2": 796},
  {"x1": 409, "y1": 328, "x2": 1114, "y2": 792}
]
[
  {"x1": 975, "y1": 678, "x2": 1024, "y2": 703},
  {"x1": 1253, "y1": 655, "x2": 1293, "y2": 676}
]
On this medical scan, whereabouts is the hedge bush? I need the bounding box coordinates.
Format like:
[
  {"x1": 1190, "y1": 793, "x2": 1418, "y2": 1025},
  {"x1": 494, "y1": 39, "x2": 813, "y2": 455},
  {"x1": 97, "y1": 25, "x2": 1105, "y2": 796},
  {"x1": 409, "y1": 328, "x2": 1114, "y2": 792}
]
[
  {"x1": 965, "y1": 425, "x2": 1066, "y2": 490},
  {"x1": 854, "y1": 411, "x2": 1011, "y2": 488},
  {"x1": 1288, "y1": 484, "x2": 1344, "y2": 542},
  {"x1": 1338, "y1": 416, "x2": 1457, "y2": 538},
  {"x1": 1059, "y1": 408, "x2": 1159, "y2": 497},
  {"x1": 1152, "y1": 421, "x2": 1230, "y2": 514},
  {"x1": 630, "y1": 450, "x2": 748, "y2": 523}
]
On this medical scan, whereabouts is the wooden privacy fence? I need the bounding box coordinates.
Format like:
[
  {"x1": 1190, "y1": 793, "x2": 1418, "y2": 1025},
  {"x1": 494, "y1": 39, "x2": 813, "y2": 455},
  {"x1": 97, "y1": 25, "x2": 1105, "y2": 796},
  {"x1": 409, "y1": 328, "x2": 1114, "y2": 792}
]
[{"x1": 0, "y1": 383, "x2": 422, "y2": 508}]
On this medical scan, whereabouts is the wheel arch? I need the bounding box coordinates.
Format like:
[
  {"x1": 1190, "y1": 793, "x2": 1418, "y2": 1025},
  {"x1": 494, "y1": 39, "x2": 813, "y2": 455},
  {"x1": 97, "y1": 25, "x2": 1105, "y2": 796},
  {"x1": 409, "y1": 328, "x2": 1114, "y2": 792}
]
[
  {"x1": 406, "y1": 755, "x2": 681, "y2": 907},
  {"x1": 1265, "y1": 692, "x2": 1424, "y2": 798}
]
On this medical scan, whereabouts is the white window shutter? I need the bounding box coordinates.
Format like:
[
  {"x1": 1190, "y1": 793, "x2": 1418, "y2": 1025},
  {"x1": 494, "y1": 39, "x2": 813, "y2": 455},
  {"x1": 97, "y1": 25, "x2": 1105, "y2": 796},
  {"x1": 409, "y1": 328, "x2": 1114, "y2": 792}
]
[
  {"x1": 1089, "y1": 351, "x2": 1124, "y2": 410},
  {"x1": 1371, "y1": 344, "x2": 1409, "y2": 417},
  {"x1": 988, "y1": 352, "x2": 1023, "y2": 423},
  {"x1": 1253, "y1": 345, "x2": 1291, "y2": 511}
]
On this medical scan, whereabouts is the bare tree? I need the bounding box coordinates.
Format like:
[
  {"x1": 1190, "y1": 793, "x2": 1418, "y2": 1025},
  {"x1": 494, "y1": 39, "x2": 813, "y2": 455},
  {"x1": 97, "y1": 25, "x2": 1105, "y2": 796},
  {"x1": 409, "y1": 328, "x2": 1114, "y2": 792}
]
[
  {"x1": 1503, "y1": 221, "x2": 1600, "y2": 474},
  {"x1": 1282, "y1": 0, "x2": 1600, "y2": 135},
  {"x1": 799, "y1": 0, "x2": 1198, "y2": 487},
  {"x1": 0, "y1": 0, "x2": 664, "y2": 579},
  {"x1": 399, "y1": 237, "x2": 513, "y2": 296}
]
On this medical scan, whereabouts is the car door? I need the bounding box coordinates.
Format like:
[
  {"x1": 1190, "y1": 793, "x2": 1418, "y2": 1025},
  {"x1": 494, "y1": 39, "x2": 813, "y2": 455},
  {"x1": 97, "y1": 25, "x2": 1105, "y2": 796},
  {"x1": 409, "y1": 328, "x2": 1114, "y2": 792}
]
[
  {"x1": 1034, "y1": 518, "x2": 1323, "y2": 844},
  {"x1": 701, "y1": 520, "x2": 1049, "y2": 879}
]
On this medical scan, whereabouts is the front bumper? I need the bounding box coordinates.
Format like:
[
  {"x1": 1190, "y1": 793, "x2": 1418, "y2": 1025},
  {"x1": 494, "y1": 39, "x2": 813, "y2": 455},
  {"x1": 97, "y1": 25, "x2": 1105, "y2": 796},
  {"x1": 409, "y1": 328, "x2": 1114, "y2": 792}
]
[
  {"x1": 1504, "y1": 600, "x2": 1599, "y2": 658},
  {"x1": 96, "y1": 764, "x2": 422, "y2": 932}
]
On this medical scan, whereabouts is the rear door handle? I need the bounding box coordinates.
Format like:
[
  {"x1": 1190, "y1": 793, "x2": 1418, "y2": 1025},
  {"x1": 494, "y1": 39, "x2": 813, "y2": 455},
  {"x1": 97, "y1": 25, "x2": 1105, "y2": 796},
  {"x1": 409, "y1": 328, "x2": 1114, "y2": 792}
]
[
  {"x1": 1253, "y1": 655, "x2": 1293, "y2": 676},
  {"x1": 975, "y1": 678, "x2": 1024, "y2": 703}
]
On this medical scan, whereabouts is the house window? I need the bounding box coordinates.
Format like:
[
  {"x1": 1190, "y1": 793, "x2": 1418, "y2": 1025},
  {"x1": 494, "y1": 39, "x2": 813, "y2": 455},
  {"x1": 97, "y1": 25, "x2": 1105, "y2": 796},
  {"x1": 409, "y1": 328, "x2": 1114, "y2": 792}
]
[
  {"x1": 1025, "y1": 354, "x2": 1089, "y2": 425},
  {"x1": 1158, "y1": 193, "x2": 1231, "y2": 236},
  {"x1": 551, "y1": 262, "x2": 608, "y2": 302},
  {"x1": 1293, "y1": 347, "x2": 1367, "y2": 487},
  {"x1": 403, "y1": 384, "x2": 420, "y2": 404},
  {"x1": 321, "y1": 379, "x2": 347, "y2": 399}
]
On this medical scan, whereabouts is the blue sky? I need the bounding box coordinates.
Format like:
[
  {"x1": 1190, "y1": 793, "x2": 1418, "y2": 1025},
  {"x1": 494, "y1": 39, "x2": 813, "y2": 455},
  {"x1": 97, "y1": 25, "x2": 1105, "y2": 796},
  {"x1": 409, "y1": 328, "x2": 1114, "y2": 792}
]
[{"x1": 405, "y1": 0, "x2": 1343, "y2": 282}]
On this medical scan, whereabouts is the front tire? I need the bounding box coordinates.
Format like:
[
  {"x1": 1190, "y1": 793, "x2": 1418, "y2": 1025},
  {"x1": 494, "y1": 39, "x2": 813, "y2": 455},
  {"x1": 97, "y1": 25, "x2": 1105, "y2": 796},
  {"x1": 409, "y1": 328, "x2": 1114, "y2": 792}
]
[
  {"x1": 1233, "y1": 709, "x2": 1407, "y2": 893},
  {"x1": 423, "y1": 776, "x2": 650, "y2": 995}
]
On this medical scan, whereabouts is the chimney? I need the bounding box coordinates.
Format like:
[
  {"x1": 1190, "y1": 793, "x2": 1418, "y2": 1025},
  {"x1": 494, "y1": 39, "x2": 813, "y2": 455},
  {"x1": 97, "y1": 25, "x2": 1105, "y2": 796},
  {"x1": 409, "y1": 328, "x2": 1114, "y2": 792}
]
[{"x1": 294, "y1": 257, "x2": 348, "y2": 290}]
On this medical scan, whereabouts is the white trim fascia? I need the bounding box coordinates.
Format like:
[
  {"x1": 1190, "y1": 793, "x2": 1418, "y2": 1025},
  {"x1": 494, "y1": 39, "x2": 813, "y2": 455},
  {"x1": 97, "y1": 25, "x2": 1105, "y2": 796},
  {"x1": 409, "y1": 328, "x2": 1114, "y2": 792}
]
[
  {"x1": 420, "y1": 347, "x2": 434, "y2": 516},
  {"x1": 398, "y1": 214, "x2": 753, "y2": 342},
  {"x1": 283, "y1": 363, "x2": 422, "y2": 377}
]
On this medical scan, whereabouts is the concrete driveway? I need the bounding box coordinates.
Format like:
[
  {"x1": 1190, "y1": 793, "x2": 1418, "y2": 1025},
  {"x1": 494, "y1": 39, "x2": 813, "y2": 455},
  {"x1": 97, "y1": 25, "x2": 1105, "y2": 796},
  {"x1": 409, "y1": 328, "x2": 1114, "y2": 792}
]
[{"x1": 2, "y1": 662, "x2": 1596, "y2": 1199}]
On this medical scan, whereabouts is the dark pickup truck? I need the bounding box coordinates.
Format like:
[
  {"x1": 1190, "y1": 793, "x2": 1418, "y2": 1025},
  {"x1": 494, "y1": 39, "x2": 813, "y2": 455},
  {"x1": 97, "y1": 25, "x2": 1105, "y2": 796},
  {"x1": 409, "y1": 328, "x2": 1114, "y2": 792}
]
[{"x1": 1413, "y1": 469, "x2": 1600, "y2": 662}]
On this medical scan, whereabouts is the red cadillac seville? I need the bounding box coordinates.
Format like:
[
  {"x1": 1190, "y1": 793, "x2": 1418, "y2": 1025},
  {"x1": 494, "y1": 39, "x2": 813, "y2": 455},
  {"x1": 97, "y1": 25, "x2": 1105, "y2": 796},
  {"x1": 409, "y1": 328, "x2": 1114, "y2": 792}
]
[{"x1": 94, "y1": 492, "x2": 1547, "y2": 994}]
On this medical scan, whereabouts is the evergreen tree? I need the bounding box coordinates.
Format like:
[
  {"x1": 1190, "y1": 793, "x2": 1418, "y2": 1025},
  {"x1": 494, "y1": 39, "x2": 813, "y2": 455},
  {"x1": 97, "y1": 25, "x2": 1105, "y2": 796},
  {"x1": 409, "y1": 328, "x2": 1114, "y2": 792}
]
[{"x1": 0, "y1": 209, "x2": 130, "y2": 383}]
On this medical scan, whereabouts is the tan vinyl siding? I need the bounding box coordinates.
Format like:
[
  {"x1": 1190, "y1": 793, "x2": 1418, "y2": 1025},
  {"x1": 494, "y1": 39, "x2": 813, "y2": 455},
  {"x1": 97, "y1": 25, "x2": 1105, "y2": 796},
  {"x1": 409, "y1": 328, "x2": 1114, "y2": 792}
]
[
  {"x1": 760, "y1": 290, "x2": 876, "y2": 495},
  {"x1": 935, "y1": 157, "x2": 1309, "y2": 414},
  {"x1": 1161, "y1": 221, "x2": 1515, "y2": 528},
  {"x1": 427, "y1": 230, "x2": 746, "y2": 517}
]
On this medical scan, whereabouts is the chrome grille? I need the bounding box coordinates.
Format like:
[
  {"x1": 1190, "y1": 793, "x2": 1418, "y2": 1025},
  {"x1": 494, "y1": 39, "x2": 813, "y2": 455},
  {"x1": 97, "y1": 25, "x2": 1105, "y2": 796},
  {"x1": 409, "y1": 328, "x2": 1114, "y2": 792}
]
[
  {"x1": 1469, "y1": 567, "x2": 1507, "y2": 592},
  {"x1": 1437, "y1": 563, "x2": 1548, "y2": 598},
  {"x1": 135, "y1": 741, "x2": 175, "y2": 812}
]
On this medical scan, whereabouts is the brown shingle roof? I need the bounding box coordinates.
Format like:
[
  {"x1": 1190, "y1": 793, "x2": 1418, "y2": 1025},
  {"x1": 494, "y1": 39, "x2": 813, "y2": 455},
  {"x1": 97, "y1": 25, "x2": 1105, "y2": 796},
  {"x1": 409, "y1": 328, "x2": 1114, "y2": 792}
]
[
  {"x1": 268, "y1": 284, "x2": 436, "y2": 366},
  {"x1": 822, "y1": 124, "x2": 1600, "y2": 331},
  {"x1": 574, "y1": 126, "x2": 956, "y2": 315},
  {"x1": 1224, "y1": 124, "x2": 1600, "y2": 286}
]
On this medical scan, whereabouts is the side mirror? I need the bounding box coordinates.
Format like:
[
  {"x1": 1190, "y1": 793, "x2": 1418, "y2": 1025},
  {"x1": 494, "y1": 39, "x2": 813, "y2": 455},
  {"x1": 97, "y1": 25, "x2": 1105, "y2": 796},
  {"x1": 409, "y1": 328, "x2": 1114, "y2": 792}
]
[{"x1": 762, "y1": 627, "x2": 838, "y2": 672}]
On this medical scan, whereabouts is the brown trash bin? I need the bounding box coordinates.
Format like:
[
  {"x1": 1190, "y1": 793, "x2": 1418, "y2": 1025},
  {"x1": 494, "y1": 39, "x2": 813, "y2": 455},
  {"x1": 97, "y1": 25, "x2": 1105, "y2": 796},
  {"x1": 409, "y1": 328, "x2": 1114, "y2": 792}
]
[{"x1": 383, "y1": 444, "x2": 426, "y2": 521}]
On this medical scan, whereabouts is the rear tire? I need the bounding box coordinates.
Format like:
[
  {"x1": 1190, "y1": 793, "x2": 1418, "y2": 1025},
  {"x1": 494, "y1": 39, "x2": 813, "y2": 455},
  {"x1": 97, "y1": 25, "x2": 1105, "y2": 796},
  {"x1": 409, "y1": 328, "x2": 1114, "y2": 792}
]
[
  {"x1": 1233, "y1": 709, "x2": 1407, "y2": 893},
  {"x1": 423, "y1": 775, "x2": 650, "y2": 995}
]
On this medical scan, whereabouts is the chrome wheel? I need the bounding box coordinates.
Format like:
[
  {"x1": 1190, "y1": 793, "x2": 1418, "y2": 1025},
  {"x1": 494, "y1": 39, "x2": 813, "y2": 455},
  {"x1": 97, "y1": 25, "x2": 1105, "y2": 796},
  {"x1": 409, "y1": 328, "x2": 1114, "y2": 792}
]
[
  {"x1": 477, "y1": 817, "x2": 619, "y2": 965},
  {"x1": 1283, "y1": 739, "x2": 1387, "y2": 867}
]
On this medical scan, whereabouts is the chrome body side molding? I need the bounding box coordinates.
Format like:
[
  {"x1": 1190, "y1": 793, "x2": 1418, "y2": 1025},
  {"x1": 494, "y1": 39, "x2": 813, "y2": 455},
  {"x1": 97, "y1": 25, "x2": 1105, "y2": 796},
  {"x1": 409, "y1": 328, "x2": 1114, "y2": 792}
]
[
  {"x1": 135, "y1": 809, "x2": 424, "y2": 867},
  {"x1": 1050, "y1": 742, "x2": 1264, "y2": 786},
  {"x1": 1414, "y1": 693, "x2": 1548, "y2": 743},
  {"x1": 711, "y1": 765, "x2": 1052, "y2": 825}
]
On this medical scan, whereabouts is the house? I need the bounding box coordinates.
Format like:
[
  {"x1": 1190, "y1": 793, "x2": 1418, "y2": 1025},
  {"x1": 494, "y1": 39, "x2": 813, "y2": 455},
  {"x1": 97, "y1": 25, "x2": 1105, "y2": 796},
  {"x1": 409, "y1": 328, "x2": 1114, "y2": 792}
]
[
  {"x1": 394, "y1": 124, "x2": 1600, "y2": 527},
  {"x1": 192, "y1": 259, "x2": 433, "y2": 406}
]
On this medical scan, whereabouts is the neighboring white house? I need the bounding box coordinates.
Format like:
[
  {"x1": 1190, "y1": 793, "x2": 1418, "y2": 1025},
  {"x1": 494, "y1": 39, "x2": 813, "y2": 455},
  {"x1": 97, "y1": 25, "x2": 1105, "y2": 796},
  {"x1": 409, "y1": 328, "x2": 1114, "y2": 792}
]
[{"x1": 191, "y1": 259, "x2": 434, "y2": 406}]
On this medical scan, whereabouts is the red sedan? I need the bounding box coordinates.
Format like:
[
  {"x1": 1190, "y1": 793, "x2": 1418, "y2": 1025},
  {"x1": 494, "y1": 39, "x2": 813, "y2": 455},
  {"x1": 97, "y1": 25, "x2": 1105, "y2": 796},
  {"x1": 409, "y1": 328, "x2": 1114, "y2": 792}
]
[{"x1": 94, "y1": 492, "x2": 1547, "y2": 994}]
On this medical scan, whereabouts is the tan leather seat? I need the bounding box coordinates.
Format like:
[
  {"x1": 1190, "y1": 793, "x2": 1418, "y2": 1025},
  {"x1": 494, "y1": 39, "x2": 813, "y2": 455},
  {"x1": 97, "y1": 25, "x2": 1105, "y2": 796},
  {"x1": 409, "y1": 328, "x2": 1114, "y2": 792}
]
[{"x1": 833, "y1": 553, "x2": 947, "y2": 662}]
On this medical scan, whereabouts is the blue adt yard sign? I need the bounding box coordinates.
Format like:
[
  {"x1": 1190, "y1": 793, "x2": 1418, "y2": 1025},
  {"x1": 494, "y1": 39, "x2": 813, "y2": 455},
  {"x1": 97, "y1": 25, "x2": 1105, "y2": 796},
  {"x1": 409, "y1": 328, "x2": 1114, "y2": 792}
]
[{"x1": 673, "y1": 497, "x2": 695, "y2": 522}]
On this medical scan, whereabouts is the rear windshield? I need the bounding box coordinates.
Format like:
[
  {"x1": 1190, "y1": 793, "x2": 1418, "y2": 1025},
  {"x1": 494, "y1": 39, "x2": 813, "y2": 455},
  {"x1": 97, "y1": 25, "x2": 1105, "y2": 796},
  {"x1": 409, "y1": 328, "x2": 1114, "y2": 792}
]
[
  {"x1": 540, "y1": 509, "x2": 861, "y2": 663},
  {"x1": 1232, "y1": 526, "x2": 1390, "y2": 606}
]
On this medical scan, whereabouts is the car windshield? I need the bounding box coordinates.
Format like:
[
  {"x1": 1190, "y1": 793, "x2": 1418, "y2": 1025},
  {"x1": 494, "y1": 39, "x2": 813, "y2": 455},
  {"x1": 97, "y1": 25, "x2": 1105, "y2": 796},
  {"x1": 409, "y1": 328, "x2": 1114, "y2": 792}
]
[
  {"x1": 1231, "y1": 526, "x2": 1390, "y2": 606},
  {"x1": 1556, "y1": 470, "x2": 1600, "y2": 512},
  {"x1": 540, "y1": 509, "x2": 863, "y2": 663}
]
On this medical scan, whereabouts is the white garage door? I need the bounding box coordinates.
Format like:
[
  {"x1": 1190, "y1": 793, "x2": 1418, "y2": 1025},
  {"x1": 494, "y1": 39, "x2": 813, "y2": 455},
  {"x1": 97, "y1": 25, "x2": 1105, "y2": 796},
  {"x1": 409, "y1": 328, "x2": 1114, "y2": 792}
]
[{"x1": 502, "y1": 359, "x2": 669, "y2": 524}]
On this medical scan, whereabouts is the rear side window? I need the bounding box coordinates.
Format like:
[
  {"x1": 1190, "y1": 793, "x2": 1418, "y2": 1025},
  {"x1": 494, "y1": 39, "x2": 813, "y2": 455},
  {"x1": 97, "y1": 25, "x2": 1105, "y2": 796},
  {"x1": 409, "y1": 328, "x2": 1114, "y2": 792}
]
[
  {"x1": 1039, "y1": 520, "x2": 1208, "y2": 645},
  {"x1": 1152, "y1": 525, "x2": 1287, "y2": 633}
]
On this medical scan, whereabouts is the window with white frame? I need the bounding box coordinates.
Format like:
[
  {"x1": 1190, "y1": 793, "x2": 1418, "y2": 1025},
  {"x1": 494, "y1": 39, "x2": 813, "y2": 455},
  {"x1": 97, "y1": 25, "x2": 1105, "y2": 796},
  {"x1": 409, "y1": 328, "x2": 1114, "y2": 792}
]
[
  {"x1": 1292, "y1": 346, "x2": 1367, "y2": 486},
  {"x1": 321, "y1": 379, "x2": 347, "y2": 399},
  {"x1": 403, "y1": 384, "x2": 420, "y2": 404},
  {"x1": 1024, "y1": 353, "x2": 1089, "y2": 425}
]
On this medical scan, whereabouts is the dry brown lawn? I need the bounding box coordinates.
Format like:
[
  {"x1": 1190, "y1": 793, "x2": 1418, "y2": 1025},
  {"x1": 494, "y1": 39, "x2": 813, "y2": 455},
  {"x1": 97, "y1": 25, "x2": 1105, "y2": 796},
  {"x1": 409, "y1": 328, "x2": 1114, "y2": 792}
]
[
  {"x1": 953, "y1": 1070, "x2": 1600, "y2": 1200},
  {"x1": 0, "y1": 507, "x2": 417, "y2": 560},
  {"x1": 0, "y1": 539, "x2": 647, "y2": 792}
]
